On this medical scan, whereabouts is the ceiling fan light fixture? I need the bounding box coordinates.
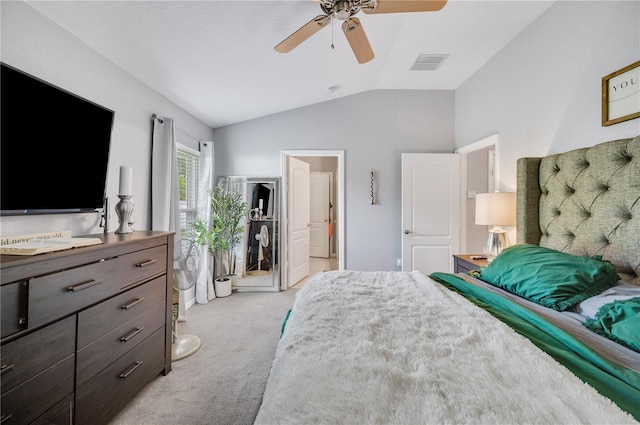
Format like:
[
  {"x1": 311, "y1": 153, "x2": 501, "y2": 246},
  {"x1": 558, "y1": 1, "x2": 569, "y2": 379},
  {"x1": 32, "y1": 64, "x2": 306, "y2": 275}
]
[{"x1": 334, "y1": 0, "x2": 352, "y2": 20}]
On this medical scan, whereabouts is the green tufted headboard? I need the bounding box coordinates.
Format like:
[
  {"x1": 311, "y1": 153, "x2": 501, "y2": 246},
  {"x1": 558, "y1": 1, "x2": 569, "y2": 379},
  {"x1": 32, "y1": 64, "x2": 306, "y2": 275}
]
[{"x1": 517, "y1": 135, "x2": 640, "y2": 285}]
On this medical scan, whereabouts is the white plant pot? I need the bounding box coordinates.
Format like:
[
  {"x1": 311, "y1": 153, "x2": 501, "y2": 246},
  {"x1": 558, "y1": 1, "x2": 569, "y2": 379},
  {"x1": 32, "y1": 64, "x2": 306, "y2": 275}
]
[
  {"x1": 226, "y1": 273, "x2": 238, "y2": 288},
  {"x1": 214, "y1": 277, "x2": 232, "y2": 297}
]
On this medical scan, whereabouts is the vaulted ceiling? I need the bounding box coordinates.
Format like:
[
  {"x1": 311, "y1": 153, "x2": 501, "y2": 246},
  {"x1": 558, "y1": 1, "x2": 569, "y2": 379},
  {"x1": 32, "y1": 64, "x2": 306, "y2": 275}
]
[{"x1": 26, "y1": 0, "x2": 554, "y2": 128}]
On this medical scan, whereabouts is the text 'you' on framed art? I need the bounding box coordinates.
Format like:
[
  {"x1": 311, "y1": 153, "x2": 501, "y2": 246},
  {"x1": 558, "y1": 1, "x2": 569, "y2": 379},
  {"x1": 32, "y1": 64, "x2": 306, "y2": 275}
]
[{"x1": 602, "y1": 60, "x2": 640, "y2": 126}]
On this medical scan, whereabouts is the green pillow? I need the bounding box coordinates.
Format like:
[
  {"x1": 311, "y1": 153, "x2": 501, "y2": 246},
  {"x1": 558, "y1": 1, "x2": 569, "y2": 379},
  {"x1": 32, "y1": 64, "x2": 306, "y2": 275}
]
[
  {"x1": 478, "y1": 244, "x2": 619, "y2": 311},
  {"x1": 584, "y1": 298, "x2": 640, "y2": 352}
]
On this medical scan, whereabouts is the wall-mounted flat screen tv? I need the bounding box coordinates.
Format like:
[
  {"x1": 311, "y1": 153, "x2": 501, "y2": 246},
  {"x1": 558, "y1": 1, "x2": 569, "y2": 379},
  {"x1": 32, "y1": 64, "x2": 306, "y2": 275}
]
[{"x1": 1, "y1": 63, "x2": 114, "y2": 216}]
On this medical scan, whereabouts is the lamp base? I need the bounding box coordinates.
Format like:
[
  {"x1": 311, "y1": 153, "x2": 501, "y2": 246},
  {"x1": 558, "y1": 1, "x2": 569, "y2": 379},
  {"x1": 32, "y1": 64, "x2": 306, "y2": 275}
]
[{"x1": 484, "y1": 227, "x2": 508, "y2": 261}]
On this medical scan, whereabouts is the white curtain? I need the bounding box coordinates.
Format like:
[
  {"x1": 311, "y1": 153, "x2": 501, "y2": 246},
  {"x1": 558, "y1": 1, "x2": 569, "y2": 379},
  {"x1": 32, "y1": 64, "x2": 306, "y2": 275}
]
[
  {"x1": 151, "y1": 116, "x2": 186, "y2": 319},
  {"x1": 196, "y1": 141, "x2": 216, "y2": 303}
]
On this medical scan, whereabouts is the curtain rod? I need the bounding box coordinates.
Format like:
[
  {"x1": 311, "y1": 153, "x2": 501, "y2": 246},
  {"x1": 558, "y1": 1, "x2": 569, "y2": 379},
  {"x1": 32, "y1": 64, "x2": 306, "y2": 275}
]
[
  {"x1": 177, "y1": 128, "x2": 199, "y2": 142},
  {"x1": 152, "y1": 113, "x2": 199, "y2": 142}
]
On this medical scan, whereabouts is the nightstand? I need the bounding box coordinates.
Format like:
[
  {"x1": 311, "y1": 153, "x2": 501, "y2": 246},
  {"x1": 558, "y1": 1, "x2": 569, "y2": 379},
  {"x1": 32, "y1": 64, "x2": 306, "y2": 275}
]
[{"x1": 453, "y1": 254, "x2": 489, "y2": 273}]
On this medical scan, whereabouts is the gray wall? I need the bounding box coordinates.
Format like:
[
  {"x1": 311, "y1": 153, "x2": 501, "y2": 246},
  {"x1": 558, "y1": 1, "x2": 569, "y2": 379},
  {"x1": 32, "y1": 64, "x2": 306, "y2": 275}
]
[
  {"x1": 213, "y1": 90, "x2": 456, "y2": 270},
  {"x1": 0, "y1": 1, "x2": 214, "y2": 237},
  {"x1": 456, "y1": 0, "x2": 640, "y2": 193}
]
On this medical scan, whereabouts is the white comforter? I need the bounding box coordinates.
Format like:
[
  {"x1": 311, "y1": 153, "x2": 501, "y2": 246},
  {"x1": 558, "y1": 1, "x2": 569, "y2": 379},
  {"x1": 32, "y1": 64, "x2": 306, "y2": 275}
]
[{"x1": 255, "y1": 270, "x2": 637, "y2": 424}]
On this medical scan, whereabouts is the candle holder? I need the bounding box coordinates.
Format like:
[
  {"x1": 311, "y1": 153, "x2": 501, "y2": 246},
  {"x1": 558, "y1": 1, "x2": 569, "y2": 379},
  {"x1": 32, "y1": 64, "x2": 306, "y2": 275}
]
[{"x1": 115, "y1": 195, "x2": 135, "y2": 234}]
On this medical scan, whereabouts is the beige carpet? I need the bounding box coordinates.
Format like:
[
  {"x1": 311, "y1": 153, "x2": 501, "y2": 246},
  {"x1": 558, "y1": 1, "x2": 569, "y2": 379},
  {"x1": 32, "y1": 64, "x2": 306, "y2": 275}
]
[{"x1": 110, "y1": 289, "x2": 298, "y2": 425}]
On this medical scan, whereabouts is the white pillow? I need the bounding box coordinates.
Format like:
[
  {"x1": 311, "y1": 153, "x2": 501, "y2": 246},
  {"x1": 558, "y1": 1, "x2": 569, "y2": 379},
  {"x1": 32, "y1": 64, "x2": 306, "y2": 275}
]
[{"x1": 573, "y1": 282, "x2": 640, "y2": 320}]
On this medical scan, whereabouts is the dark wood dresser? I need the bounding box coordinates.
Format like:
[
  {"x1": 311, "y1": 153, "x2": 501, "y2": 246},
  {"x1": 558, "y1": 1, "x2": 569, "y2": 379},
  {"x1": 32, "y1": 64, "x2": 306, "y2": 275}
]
[{"x1": 0, "y1": 231, "x2": 174, "y2": 425}]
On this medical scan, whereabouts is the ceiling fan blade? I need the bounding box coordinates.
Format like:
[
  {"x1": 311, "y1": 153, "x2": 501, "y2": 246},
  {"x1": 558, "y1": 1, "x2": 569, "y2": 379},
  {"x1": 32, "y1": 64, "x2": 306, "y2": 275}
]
[
  {"x1": 363, "y1": 0, "x2": 447, "y2": 14},
  {"x1": 275, "y1": 15, "x2": 331, "y2": 53},
  {"x1": 342, "y1": 17, "x2": 374, "y2": 64}
]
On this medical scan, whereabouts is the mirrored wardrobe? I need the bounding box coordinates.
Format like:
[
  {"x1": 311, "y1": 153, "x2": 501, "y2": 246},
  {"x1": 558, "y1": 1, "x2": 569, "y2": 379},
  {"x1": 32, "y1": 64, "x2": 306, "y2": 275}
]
[{"x1": 218, "y1": 176, "x2": 280, "y2": 292}]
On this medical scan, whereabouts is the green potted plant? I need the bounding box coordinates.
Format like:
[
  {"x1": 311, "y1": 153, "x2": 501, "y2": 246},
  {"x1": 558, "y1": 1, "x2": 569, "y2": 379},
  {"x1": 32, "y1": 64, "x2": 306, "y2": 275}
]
[{"x1": 189, "y1": 182, "x2": 247, "y2": 297}]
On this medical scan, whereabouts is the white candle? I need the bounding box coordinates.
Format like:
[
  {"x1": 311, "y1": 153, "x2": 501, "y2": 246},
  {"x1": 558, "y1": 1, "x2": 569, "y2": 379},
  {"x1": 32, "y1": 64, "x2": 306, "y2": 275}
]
[
  {"x1": 259, "y1": 198, "x2": 263, "y2": 210},
  {"x1": 119, "y1": 166, "x2": 132, "y2": 196}
]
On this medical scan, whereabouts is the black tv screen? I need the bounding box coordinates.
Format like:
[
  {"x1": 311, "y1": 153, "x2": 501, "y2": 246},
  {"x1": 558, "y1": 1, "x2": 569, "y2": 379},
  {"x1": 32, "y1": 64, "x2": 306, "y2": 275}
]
[{"x1": 1, "y1": 63, "x2": 114, "y2": 215}]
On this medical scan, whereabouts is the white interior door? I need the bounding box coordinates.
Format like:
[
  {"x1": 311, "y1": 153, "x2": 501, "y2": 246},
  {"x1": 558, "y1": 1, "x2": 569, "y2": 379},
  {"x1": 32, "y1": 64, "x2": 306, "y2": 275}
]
[
  {"x1": 401, "y1": 153, "x2": 461, "y2": 274},
  {"x1": 309, "y1": 172, "x2": 330, "y2": 258},
  {"x1": 288, "y1": 157, "x2": 310, "y2": 286}
]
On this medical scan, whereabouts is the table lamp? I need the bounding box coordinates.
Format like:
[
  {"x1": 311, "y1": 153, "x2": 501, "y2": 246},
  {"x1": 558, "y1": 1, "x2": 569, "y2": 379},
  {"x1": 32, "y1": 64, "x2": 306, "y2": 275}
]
[{"x1": 475, "y1": 192, "x2": 516, "y2": 260}]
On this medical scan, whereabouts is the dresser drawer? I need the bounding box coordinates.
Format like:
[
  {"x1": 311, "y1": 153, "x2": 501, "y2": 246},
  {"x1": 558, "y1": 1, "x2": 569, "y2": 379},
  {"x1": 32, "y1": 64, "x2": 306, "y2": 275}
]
[
  {"x1": 1, "y1": 315, "x2": 75, "y2": 394},
  {"x1": 456, "y1": 262, "x2": 474, "y2": 273},
  {"x1": 29, "y1": 245, "x2": 167, "y2": 327},
  {"x1": 77, "y1": 275, "x2": 166, "y2": 349},
  {"x1": 76, "y1": 327, "x2": 166, "y2": 425},
  {"x1": 31, "y1": 395, "x2": 73, "y2": 425},
  {"x1": 0, "y1": 355, "x2": 74, "y2": 425},
  {"x1": 76, "y1": 301, "x2": 166, "y2": 386},
  {"x1": 0, "y1": 282, "x2": 27, "y2": 339}
]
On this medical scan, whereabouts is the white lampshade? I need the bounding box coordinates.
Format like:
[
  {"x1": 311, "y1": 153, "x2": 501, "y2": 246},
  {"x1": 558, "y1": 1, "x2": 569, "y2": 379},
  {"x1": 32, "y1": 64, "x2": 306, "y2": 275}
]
[
  {"x1": 475, "y1": 192, "x2": 516, "y2": 226},
  {"x1": 475, "y1": 192, "x2": 516, "y2": 260}
]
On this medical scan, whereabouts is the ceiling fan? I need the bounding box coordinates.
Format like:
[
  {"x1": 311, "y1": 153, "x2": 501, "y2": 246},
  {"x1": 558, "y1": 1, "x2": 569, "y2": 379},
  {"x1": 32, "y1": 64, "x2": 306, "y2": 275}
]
[{"x1": 274, "y1": 0, "x2": 448, "y2": 64}]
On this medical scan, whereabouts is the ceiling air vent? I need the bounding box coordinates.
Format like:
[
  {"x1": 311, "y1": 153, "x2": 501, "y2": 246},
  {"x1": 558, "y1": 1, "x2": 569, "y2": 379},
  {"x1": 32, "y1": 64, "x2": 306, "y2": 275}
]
[{"x1": 410, "y1": 54, "x2": 449, "y2": 71}]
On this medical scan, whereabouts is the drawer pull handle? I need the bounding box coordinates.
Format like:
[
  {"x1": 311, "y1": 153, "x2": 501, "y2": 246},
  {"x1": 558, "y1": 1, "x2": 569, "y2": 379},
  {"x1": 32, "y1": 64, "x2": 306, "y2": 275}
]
[
  {"x1": 67, "y1": 279, "x2": 102, "y2": 292},
  {"x1": 1, "y1": 414, "x2": 13, "y2": 424},
  {"x1": 136, "y1": 259, "x2": 157, "y2": 268},
  {"x1": 1, "y1": 364, "x2": 14, "y2": 376},
  {"x1": 120, "y1": 327, "x2": 145, "y2": 342},
  {"x1": 121, "y1": 297, "x2": 145, "y2": 310},
  {"x1": 119, "y1": 360, "x2": 143, "y2": 379}
]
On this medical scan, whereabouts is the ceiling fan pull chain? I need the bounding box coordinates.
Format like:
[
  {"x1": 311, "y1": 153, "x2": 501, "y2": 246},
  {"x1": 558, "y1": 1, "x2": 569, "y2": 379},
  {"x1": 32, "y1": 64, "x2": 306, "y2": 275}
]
[{"x1": 331, "y1": 18, "x2": 335, "y2": 49}]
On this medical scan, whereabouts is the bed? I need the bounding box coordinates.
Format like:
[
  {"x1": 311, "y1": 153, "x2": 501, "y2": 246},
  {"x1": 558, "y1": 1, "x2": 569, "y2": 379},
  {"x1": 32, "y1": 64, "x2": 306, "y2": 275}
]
[{"x1": 256, "y1": 135, "x2": 640, "y2": 424}]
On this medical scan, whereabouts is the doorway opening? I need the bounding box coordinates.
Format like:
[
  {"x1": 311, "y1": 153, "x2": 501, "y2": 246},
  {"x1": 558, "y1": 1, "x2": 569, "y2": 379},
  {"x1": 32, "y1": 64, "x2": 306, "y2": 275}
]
[
  {"x1": 455, "y1": 134, "x2": 499, "y2": 254},
  {"x1": 280, "y1": 150, "x2": 345, "y2": 290}
]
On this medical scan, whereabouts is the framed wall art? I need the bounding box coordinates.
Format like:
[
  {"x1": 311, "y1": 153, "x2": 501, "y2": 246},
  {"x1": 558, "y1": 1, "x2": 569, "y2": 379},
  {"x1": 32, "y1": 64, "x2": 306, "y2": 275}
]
[{"x1": 602, "y1": 60, "x2": 640, "y2": 126}]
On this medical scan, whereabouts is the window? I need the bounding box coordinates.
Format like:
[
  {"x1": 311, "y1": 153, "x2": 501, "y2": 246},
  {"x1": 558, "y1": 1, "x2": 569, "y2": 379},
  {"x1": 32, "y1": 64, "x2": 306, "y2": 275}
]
[{"x1": 177, "y1": 144, "x2": 200, "y2": 239}]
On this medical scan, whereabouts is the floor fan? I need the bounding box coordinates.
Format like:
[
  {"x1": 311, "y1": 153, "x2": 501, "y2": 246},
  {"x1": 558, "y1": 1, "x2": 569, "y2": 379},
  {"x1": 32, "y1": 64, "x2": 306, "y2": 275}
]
[
  {"x1": 172, "y1": 238, "x2": 201, "y2": 361},
  {"x1": 248, "y1": 225, "x2": 270, "y2": 276}
]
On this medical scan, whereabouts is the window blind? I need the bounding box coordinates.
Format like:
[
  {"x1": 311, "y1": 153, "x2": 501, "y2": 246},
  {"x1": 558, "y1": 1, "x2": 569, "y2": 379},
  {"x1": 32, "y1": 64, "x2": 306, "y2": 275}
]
[{"x1": 177, "y1": 146, "x2": 200, "y2": 239}]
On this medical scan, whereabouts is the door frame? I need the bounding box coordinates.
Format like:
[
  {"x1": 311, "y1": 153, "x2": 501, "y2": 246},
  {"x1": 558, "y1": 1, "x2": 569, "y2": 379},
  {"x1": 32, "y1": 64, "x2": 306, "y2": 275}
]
[{"x1": 280, "y1": 150, "x2": 345, "y2": 290}]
